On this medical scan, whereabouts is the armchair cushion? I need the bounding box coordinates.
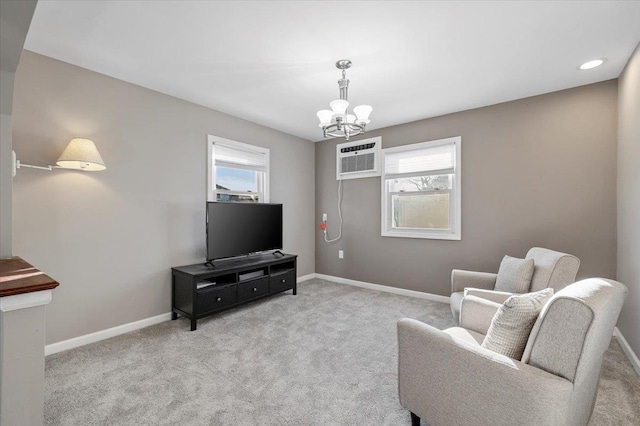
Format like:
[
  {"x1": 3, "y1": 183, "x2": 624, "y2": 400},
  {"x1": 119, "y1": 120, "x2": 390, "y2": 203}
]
[
  {"x1": 443, "y1": 326, "x2": 485, "y2": 345},
  {"x1": 481, "y1": 288, "x2": 554, "y2": 360},
  {"x1": 464, "y1": 288, "x2": 513, "y2": 304},
  {"x1": 494, "y1": 255, "x2": 535, "y2": 293},
  {"x1": 451, "y1": 269, "x2": 498, "y2": 293}
]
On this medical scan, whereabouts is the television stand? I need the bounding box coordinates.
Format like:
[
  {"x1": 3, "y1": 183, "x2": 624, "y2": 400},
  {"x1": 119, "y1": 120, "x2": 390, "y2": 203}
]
[
  {"x1": 273, "y1": 250, "x2": 284, "y2": 257},
  {"x1": 171, "y1": 253, "x2": 297, "y2": 330},
  {"x1": 203, "y1": 261, "x2": 215, "y2": 268}
]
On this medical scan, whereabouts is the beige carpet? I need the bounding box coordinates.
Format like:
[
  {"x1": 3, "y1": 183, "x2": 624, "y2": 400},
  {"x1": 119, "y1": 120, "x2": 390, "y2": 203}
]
[{"x1": 45, "y1": 279, "x2": 640, "y2": 425}]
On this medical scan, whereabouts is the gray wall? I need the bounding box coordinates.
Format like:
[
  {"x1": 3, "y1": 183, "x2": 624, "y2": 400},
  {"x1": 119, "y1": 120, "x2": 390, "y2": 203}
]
[
  {"x1": 0, "y1": 3, "x2": 43, "y2": 425},
  {"x1": 0, "y1": 0, "x2": 37, "y2": 259},
  {"x1": 12, "y1": 52, "x2": 315, "y2": 345},
  {"x1": 617, "y1": 42, "x2": 640, "y2": 358},
  {"x1": 0, "y1": 107, "x2": 12, "y2": 258},
  {"x1": 316, "y1": 81, "x2": 618, "y2": 296}
]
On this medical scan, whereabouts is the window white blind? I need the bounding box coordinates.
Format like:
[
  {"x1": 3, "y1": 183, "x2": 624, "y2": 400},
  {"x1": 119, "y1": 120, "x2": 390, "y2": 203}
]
[
  {"x1": 384, "y1": 143, "x2": 455, "y2": 177},
  {"x1": 214, "y1": 143, "x2": 267, "y2": 172}
]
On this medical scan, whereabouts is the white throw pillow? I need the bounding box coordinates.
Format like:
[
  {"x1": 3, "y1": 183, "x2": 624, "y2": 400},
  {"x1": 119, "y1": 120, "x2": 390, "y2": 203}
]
[
  {"x1": 481, "y1": 288, "x2": 554, "y2": 360},
  {"x1": 494, "y1": 255, "x2": 535, "y2": 293}
]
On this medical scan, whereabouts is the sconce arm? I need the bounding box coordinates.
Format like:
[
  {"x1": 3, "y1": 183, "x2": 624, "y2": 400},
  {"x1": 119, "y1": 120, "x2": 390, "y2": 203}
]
[{"x1": 16, "y1": 161, "x2": 53, "y2": 171}]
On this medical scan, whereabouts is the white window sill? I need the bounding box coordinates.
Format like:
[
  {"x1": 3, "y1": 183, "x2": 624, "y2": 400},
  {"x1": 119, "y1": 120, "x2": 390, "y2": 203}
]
[{"x1": 381, "y1": 229, "x2": 461, "y2": 240}]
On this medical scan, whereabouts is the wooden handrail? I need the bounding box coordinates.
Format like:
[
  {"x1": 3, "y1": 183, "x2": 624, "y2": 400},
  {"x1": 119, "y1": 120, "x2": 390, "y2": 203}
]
[{"x1": 0, "y1": 257, "x2": 59, "y2": 297}]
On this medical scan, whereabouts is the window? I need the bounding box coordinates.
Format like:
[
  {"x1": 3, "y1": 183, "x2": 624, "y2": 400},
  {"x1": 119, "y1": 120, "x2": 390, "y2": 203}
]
[
  {"x1": 381, "y1": 136, "x2": 461, "y2": 240},
  {"x1": 207, "y1": 135, "x2": 269, "y2": 203}
]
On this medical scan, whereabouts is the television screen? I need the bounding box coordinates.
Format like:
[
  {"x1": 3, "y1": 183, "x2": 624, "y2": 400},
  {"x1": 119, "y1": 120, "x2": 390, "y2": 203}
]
[{"x1": 207, "y1": 202, "x2": 283, "y2": 260}]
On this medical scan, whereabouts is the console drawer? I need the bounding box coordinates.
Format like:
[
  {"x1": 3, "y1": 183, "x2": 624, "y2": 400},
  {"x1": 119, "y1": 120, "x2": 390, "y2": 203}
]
[
  {"x1": 238, "y1": 277, "x2": 269, "y2": 302},
  {"x1": 270, "y1": 269, "x2": 296, "y2": 294},
  {"x1": 197, "y1": 284, "x2": 237, "y2": 315}
]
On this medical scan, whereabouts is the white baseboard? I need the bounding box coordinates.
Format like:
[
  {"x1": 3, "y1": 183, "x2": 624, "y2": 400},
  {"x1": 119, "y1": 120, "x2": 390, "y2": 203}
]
[
  {"x1": 46, "y1": 273, "x2": 316, "y2": 356},
  {"x1": 45, "y1": 312, "x2": 172, "y2": 356},
  {"x1": 297, "y1": 273, "x2": 315, "y2": 283},
  {"x1": 310, "y1": 274, "x2": 640, "y2": 375},
  {"x1": 314, "y1": 273, "x2": 450, "y2": 304},
  {"x1": 44, "y1": 273, "x2": 639, "y2": 378},
  {"x1": 613, "y1": 327, "x2": 640, "y2": 376}
]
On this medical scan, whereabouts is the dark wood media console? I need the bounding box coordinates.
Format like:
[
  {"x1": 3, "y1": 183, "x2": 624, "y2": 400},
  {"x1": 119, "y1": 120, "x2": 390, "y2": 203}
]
[{"x1": 171, "y1": 253, "x2": 297, "y2": 330}]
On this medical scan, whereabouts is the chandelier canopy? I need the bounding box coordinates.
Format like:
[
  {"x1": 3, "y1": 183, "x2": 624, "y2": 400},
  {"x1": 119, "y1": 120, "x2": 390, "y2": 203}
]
[{"x1": 316, "y1": 60, "x2": 372, "y2": 141}]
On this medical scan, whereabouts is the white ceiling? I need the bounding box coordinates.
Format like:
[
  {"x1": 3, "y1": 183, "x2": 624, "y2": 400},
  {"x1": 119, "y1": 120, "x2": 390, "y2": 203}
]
[{"x1": 24, "y1": 1, "x2": 640, "y2": 142}]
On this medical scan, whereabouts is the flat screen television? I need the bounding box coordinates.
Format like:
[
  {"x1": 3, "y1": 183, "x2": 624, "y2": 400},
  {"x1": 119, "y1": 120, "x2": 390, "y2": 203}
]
[{"x1": 206, "y1": 202, "x2": 283, "y2": 261}]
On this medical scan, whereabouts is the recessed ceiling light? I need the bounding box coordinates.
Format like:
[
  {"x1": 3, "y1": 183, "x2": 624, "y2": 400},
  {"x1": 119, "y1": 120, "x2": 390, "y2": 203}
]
[{"x1": 578, "y1": 58, "x2": 607, "y2": 70}]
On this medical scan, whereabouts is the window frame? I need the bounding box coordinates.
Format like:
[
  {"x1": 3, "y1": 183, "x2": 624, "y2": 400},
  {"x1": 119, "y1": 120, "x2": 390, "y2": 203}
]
[
  {"x1": 207, "y1": 135, "x2": 270, "y2": 203},
  {"x1": 380, "y1": 136, "x2": 461, "y2": 240}
]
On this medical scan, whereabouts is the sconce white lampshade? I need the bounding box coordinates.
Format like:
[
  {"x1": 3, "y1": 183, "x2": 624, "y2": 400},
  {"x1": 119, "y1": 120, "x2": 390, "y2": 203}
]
[
  {"x1": 354, "y1": 105, "x2": 372, "y2": 124},
  {"x1": 316, "y1": 110, "x2": 334, "y2": 127},
  {"x1": 56, "y1": 138, "x2": 106, "y2": 171}
]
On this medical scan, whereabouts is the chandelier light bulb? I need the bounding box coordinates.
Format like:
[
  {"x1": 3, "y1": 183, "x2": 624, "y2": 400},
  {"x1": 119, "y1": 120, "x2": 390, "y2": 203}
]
[
  {"x1": 330, "y1": 99, "x2": 349, "y2": 117},
  {"x1": 346, "y1": 114, "x2": 356, "y2": 124},
  {"x1": 354, "y1": 105, "x2": 372, "y2": 124},
  {"x1": 317, "y1": 110, "x2": 334, "y2": 127}
]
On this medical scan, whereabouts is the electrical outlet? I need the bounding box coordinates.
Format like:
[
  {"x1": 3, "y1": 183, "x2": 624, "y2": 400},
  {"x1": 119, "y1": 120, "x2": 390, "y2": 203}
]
[
  {"x1": 322, "y1": 213, "x2": 327, "y2": 222},
  {"x1": 338, "y1": 250, "x2": 344, "y2": 259}
]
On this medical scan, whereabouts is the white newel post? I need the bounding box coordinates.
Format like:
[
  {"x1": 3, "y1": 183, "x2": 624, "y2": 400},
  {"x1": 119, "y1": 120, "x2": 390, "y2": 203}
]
[
  {"x1": 0, "y1": 258, "x2": 58, "y2": 426},
  {"x1": 0, "y1": 291, "x2": 53, "y2": 426}
]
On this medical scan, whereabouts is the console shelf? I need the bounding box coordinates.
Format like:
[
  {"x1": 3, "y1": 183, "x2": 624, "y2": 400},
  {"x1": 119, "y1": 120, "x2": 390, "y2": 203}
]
[{"x1": 171, "y1": 253, "x2": 297, "y2": 330}]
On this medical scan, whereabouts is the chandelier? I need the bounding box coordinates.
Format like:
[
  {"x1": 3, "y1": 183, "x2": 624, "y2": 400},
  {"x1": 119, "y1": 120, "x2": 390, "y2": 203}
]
[{"x1": 316, "y1": 59, "x2": 372, "y2": 140}]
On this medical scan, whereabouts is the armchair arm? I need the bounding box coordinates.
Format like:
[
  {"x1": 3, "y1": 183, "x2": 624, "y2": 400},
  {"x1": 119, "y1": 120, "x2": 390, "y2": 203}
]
[
  {"x1": 397, "y1": 319, "x2": 572, "y2": 426},
  {"x1": 451, "y1": 270, "x2": 498, "y2": 293},
  {"x1": 459, "y1": 295, "x2": 502, "y2": 335},
  {"x1": 464, "y1": 288, "x2": 513, "y2": 304}
]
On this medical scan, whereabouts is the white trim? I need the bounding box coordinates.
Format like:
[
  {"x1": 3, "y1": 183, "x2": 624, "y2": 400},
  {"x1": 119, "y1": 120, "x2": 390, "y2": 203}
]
[
  {"x1": 43, "y1": 272, "x2": 444, "y2": 356},
  {"x1": 45, "y1": 274, "x2": 314, "y2": 356},
  {"x1": 0, "y1": 290, "x2": 52, "y2": 312},
  {"x1": 207, "y1": 134, "x2": 215, "y2": 201},
  {"x1": 297, "y1": 273, "x2": 315, "y2": 283},
  {"x1": 315, "y1": 273, "x2": 450, "y2": 303},
  {"x1": 42, "y1": 274, "x2": 638, "y2": 378},
  {"x1": 381, "y1": 136, "x2": 462, "y2": 241},
  {"x1": 613, "y1": 327, "x2": 640, "y2": 376},
  {"x1": 45, "y1": 312, "x2": 172, "y2": 356},
  {"x1": 45, "y1": 276, "x2": 315, "y2": 356},
  {"x1": 207, "y1": 134, "x2": 270, "y2": 203}
]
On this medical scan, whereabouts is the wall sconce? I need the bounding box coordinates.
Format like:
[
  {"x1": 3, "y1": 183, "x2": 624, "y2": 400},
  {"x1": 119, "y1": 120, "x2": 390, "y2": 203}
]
[{"x1": 13, "y1": 138, "x2": 106, "y2": 176}]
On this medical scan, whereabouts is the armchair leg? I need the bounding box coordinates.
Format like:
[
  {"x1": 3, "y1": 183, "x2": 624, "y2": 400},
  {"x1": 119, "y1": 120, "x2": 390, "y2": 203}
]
[{"x1": 410, "y1": 412, "x2": 420, "y2": 426}]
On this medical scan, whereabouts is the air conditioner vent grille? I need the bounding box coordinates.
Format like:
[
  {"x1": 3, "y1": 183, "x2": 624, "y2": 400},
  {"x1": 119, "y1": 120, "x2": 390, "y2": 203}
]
[{"x1": 341, "y1": 152, "x2": 375, "y2": 173}]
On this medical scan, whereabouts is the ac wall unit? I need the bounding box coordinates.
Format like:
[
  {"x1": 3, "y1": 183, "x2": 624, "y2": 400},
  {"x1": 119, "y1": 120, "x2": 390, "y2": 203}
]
[{"x1": 336, "y1": 136, "x2": 382, "y2": 180}]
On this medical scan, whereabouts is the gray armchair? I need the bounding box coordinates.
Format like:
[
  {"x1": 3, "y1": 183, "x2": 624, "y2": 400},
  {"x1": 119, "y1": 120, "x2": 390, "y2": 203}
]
[
  {"x1": 450, "y1": 247, "x2": 580, "y2": 323},
  {"x1": 398, "y1": 278, "x2": 628, "y2": 426}
]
